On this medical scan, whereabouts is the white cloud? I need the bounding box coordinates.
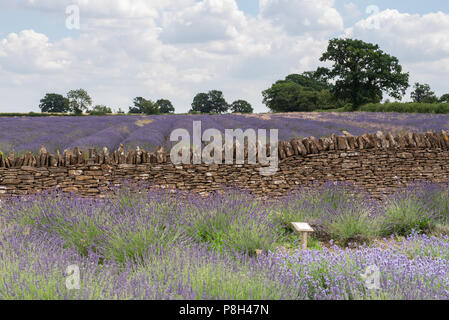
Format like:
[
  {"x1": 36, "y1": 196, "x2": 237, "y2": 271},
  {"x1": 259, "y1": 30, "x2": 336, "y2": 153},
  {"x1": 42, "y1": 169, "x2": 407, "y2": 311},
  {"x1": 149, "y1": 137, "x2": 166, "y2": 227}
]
[
  {"x1": 346, "y1": 9, "x2": 449, "y2": 61},
  {"x1": 343, "y1": 2, "x2": 361, "y2": 20},
  {"x1": 259, "y1": 0, "x2": 344, "y2": 36},
  {"x1": 0, "y1": 0, "x2": 335, "y2": 113},
  {"x1": 5, "y1": 0, "x2": 193, "y2": 18},
  {"x1": 160, "y1": 0, "x2": 247, "y2": 44},
  {"x1": 0, "y1": 29, "x2": 71, "y2": 73},
  {"x1": 345, "y1": 9, "x2": 449, "y2": 97},
  {"x1": 1, "y1": 2, "x2": 448, "y2": 113}
]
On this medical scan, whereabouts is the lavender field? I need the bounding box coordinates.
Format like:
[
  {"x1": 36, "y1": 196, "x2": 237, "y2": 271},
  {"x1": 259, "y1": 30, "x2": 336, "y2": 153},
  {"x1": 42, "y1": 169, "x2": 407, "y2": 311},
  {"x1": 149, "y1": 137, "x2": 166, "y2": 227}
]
[
  {"x1": 2, "y1": 112, "x2": 449, "y2": 300},
  {"x1": 1, "y1": 182, "x2": 449, "y2": 300},
  {"x1": 1, "y1": 112, "x2": 449, "y2": 154}
]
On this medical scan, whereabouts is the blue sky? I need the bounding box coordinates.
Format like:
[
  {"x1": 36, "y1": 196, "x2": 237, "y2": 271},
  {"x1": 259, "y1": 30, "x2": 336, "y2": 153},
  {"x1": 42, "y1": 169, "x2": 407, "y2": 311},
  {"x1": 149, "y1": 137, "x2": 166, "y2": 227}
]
[
  {"x1": 0, "y1": 7, "x2": 79, "y2": 41},
  {"x1": 3, "y1": 1, "x2": 448, "y2": 40},
  {"x1": 236, "y1": 0, "x2": 449, "y2": 16},
  {"x1": 0, "y1": 0, "x2": 448, "y2": 113},
  {"x1": 236, "y1": 0, "x2": 449, "y2": 15}
]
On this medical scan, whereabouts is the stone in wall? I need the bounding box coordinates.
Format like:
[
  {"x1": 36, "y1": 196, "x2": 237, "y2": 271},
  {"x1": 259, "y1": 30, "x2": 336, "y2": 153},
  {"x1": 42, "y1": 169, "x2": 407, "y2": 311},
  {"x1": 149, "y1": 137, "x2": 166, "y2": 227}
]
[{"x1": 1, "y1": 131, "x2": 449, "y2": 199}]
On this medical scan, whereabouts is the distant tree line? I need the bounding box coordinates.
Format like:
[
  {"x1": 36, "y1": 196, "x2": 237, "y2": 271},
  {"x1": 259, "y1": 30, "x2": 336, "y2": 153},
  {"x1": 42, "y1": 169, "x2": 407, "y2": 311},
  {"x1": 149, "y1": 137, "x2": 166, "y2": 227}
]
[
  {"x1": 410, "y1": 83, "x2": 449, "y2": 104},
  {"x1": 262, "y1": 38, "x2": 449, "y2": 113},
  {"x1": 360, "y1": 102, "x2": 449, "y2": 114},
  {"x1": 128, "y1": 97, "x2": 175, "y2": 114},
  {"x1": 39, "y1": 89, "x2": 115, "y2": 115},
  {"x1": 37, "y1": 38, "x2": 448, "y2": 116},
  {"x1": 189, "y1": 90, "x2": 253, "y2": 114},
  {"x1": 38, "y1": 89, "x2": 253, "y2": 115}
]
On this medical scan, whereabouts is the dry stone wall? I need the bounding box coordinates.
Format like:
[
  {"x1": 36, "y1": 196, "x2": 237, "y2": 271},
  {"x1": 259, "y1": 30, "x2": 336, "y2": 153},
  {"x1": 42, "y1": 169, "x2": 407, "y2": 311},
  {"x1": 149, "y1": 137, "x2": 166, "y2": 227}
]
[{"x1": 1, "y1": 130, "x2": 449, "y2": 198}]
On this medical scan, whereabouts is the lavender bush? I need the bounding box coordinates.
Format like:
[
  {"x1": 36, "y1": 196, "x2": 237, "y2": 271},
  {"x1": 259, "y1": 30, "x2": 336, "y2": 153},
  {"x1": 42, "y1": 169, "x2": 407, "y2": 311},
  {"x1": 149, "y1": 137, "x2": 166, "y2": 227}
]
[
  {"x1": 273, "y1": 182, "x2": 380, "y2": 244},
  {"x1": 268, "y1": 233, "x2": 449, "y2": 299},
  {"x1": 380, "y1": 182, "x2": 449, "y2": 236},
  {"x1": 181, "y1": 189, "x2": 285, "y2": 252},
  {"x1": 2, "y1": 182, "x2": 449, "y2": 300},
  {"x1": 3, "y1": 112, "x2": 449, "y2": 154}
]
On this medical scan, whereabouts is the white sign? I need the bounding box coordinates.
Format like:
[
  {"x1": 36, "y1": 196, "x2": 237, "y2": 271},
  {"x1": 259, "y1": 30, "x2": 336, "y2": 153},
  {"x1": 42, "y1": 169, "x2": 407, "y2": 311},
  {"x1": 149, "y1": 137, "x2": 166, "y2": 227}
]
[
  {"x1": 291, "y1": 222, "x2": 314, "y2": 233},
  {"x1": 65, "y1": 264, "x2": 80, "y2": 290},
  {"x1": 361, "y1": 265, "x2": 380, "y2": 290}
]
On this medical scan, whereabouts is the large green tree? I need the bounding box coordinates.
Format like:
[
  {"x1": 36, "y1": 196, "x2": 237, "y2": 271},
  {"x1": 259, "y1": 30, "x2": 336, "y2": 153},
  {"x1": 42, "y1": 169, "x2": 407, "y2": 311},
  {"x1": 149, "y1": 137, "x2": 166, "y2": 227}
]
[
  {"x1": 439, "y1": 94, "x2": 449, "y2": 104},
  {"x1": 317, "y1": 38, "x2": 410, "y2": 110},
  {"x1": 262, "y1": 81, "x2": 333, "y2": 112},
  {"x1": 230, "y1": 100, "x2": 253, "y2": 113},
  {"x1": 67, "y1": 89, "x2": 92, "y2": 115},
  {"x1": 156, "y1": 99, "x2": 175, "y2": 114},
  {"x1": 39, "y1": 93, "x2": 70, "y2": 113},
  {"x1": 285, "y1": 71, "x2": 331, "y2": 91},
  {"x1": 141, "y1": 100, "x2": 159, "y2": 115},
  {"x1": 129, "y1": 97, "x2": 159, "y2": 115},
  {"x1": 189, "y1": 93, "x2": 209, "y2": 113},
  {"x1": 190, "y1": 90, "x2": 229, "y2": 114},
  {"x1": 411, "y1": 83, "x2": 439, "y2": 103}
]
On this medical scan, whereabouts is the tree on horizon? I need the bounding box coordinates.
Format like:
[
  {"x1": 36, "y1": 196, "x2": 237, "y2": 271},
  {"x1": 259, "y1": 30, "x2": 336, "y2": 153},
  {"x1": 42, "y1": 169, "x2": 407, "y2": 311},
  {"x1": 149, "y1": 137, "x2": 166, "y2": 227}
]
[
  {"x1": 39, "y1": 93, "x2": 70, "y2": 113},
  {"x1": 317, "y1": 38, "x2": 410, "y2": 110}
]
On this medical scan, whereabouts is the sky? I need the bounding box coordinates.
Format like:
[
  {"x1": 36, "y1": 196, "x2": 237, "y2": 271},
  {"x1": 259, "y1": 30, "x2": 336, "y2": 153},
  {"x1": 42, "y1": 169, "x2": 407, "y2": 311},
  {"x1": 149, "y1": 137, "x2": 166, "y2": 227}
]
[{"x1": 0, "y1": 0, "x2": 448, "y2": 113}]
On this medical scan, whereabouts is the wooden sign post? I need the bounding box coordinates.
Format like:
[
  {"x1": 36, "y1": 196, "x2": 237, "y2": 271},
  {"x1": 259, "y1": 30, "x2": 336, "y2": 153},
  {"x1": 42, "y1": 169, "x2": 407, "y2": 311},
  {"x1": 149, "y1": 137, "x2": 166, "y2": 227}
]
[{"x1": 291, "y1": 222, "x2": 314, "y2": 250}]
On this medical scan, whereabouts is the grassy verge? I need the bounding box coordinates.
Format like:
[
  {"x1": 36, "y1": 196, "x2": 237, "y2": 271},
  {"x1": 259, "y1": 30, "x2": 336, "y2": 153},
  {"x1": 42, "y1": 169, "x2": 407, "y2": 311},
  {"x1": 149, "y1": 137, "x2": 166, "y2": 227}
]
[{"x1": 359, "y1": 102, "x2": 449, "y2": 113}]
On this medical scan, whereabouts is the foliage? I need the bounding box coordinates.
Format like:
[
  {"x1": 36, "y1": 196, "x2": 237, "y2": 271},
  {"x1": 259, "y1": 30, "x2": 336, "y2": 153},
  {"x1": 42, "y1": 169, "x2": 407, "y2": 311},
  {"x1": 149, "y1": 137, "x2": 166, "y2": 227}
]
[
  {"x1": 181, "y1": 190, "x2": 285, "y2": 253},
  {"x1": 380, "y1": 199, "x2": 431, "y2": 237},
  {"x1": 156, "y1": 99, "x2": 175, "y2": 114},
  {"x1": 89, "y1": 105, "x2": 113, "y2": 115},
  {"x1": 360, "y1": 102, "x2": 449, "y2": 114},
  {"x1": 2, "y1": 183, "x2": 449, "y2": 300},
  {"x1": 318, "y1": 38, "x2": 410, "y2": 110},
  {"x1": 67, "y1": 89, "x2": 93, "y2": 115},
  {"x1": 190, "y1": 90, "x2": 229, "y2": 114},
  {"x1": 273, "y1": 182, "x2": 378, "y2": 245},
  {"x1": 230, "y1": 100, "x2": 253, "y2": 113},
  {"x1": 262, "y1": 80, "x2": 334, "y2": 112},
  {"x1": 4, "y1": 112, "x2": 449, "y2": 155},
  {"x1": 411, "y1": 83, "x2": 439, "y2": 103},
  {"x1": 129, "y1": 97, "x2": 159, "y2": 115},
  {"x1": 262, "y1": 71, "x2": 345, "y2": 112},
  {"x1": 285, "y1": 71, "x2": 331, "y2": 91},
  {"x1": 39, "y1": 93, "x2": 70, "y2": 113},
  {"x1": 189, "y1": 93, "x2": 208, "y2": 114},
  {"x1": 439, "y1": 94, "x2": 449, "y2": 104},
  {"x1": 7, "y1": 182, "x2": 448, "y2": 252},
  {"x1": 378, "y1": 184, "x2": 446, "y2": 237}
]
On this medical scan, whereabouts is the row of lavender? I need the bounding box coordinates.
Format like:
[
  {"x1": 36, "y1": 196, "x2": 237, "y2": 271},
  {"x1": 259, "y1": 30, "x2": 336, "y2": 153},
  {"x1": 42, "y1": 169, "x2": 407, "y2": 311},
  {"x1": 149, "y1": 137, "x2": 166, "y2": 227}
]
[
  {"x1": 2, "y1": 183, "x2": 449, "y2": 299},
  {"x1": 1, "y1": 129, "x2": 449, "y2": 168},
  {"x1": 3, "y1": 229, "x2": 449, "y2": 299},
  {"x1": 2, "y1": 113, "x2": 449, "y2": 156}
]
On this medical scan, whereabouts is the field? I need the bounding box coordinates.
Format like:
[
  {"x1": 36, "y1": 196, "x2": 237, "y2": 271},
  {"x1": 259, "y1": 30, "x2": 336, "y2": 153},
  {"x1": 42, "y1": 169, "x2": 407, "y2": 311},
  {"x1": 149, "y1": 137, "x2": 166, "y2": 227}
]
[
  {"x1": 2, "y1": 112, "x2": 449, "y2": 154},
  {"x1": 1, "y1": 182, "x2": 449, "y2": 300},
  {"x1": 2, "y1": 112, "x2": 449, "y2": 300}
]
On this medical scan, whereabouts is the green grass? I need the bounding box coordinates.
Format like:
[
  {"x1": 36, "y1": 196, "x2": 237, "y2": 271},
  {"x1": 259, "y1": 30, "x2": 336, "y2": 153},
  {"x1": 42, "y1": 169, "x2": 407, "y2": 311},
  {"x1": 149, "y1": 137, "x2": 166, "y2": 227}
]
[{"x1": 360, "y1": 102, "x2": 449, "y2": 114}]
